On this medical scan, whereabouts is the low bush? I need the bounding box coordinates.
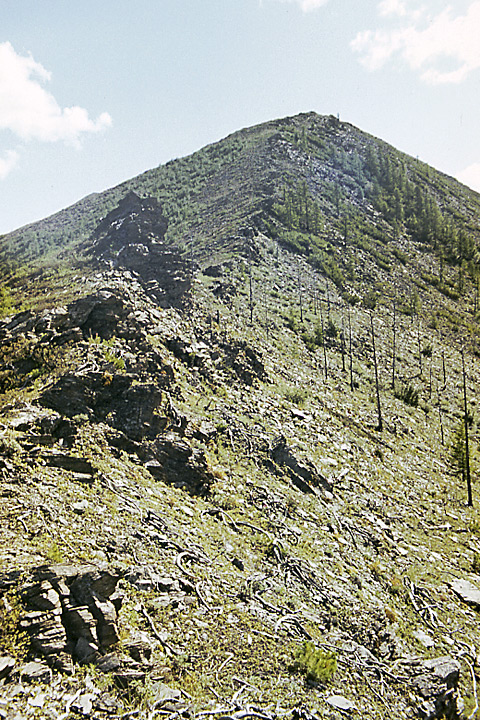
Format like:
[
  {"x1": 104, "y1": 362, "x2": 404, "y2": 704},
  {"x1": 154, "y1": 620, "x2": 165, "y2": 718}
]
[{"x1": 291, "y1": 641, "x2": 337, "y2": 684}]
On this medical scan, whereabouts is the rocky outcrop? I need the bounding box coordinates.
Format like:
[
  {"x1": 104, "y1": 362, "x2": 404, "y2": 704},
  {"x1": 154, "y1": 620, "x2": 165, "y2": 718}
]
[
  {"x1": 68, "y1": 291, "x2": 130, "y2": 340},
  {"x1": 87, "y1": 192, "x2": 191, "y2": 307},
  {"x1": 412, "y1": 656, "x2": 463, "y2": 719},
  {"x1": 268, "y1": 435, "x2": 332, "y2": 493},
  {"x1": 166, "y1": 334, "x2": 266, "y2": 386},
  {"x1": 145, "y1": 433, "x2": 213, "y2": 495},
  {"x1": 14, "y1": 566, "x2": 122, "y2": 671},
  {"x1": 91, "y1": 191, "x2": 168, "y2": 253},
  {"x1": 40, "y1": 372, "x2": 166, "y2": 441}
]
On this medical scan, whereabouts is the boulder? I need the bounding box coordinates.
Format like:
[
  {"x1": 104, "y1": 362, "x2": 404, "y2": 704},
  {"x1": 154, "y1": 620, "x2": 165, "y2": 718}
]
[
  {"x1": 412, "y1": 656, "x2": 462, "y2": 719},
  {"x1": 449, "y1": 578, "x2": 480, "y2": 608},
  {"x1": 0, "y1": 656, "x2": 15, "y2": 681},
  {"x1": 146, "y1": 434, "x2": 212, "y2": 495},
  {"x1": 39, "y1": 372, "x2": 165, "y2": 440},
  {"x1": 67, "y1": 291, "x2": 130, "y2": 340},
  {"x1": 18, "y1": 660, "x2": 52, "y2": 684},
  {"x1": 268, "y1": 435, "x2": 332, "y2": 493}
]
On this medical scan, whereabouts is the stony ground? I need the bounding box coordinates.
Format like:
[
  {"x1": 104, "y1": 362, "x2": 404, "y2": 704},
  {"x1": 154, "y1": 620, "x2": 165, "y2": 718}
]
[{"x1": 1, "y1": 242, "x2": 480, "y2": 720}]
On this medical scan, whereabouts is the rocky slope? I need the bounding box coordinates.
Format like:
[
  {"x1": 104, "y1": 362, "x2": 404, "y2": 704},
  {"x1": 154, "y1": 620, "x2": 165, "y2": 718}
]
[{"x1": 1, "y1": 115, "x2": 480, "y2": 719}]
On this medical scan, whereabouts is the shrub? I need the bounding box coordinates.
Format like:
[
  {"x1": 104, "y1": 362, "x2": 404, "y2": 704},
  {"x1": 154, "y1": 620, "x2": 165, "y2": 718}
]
[
  {"x1": 301, "y1": 324, "x2": 323, "y2": 352},
  {"x1": 395, "y1": 383, "x2": 419, "y2": 407},
  {"x1": 283, "y1": 386, "x2": 308, "y2": 406},
  {"x1": 325, "y1": 319, "x2": 338, "y2": 339},
  {"x1": 104, "y1": 350, "x2": 125, "y2": 371},
  {"x1": 291, "y1": 641, "x2": 337, "y2": 684}
]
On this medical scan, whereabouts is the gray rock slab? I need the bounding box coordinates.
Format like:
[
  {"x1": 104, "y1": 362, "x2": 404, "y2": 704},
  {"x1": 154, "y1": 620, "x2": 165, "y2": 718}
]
[
  {"x1": 325, "y1": 695, "x2": 356, "y2": 712},
  {"x1": 18, "y1": 661, "x2": 52, "y2": 684},
  {"x1": 0, "y1": 656, "x2": 15, "y2": 680},
  {"x1": 450, "y1": 578, "x2": 480, "y2": 607}
]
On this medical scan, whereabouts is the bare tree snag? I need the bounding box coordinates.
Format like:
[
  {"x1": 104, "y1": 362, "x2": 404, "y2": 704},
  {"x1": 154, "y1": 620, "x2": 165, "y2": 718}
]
[
  {"x1": 417, "y1": 317, "x2": 422, "y2": 375},
  {"x1": 437, "y1": 389, "x2": 444, "y2": 446},
  {"x1": 348, "y1": 308, "x2": 354, "y2": 391},
  {"x1": 391, "y1": 296, "x2": 396, "y2": 390},
  {"x1": 370, "y1": 312, "x2": 383, "y2": 432},
  {"x1": 249, "y1": 267, "x2": 254, "y2": 324},
  {"x1": 462, "y1": 349, "x2": 473, "y2": 507},
  {"x1": 297, "y1": 269, "x2": 303, "y2": 323},
  {"x1": 319, "y1": 299, "x2": 328, "y2": 380}
]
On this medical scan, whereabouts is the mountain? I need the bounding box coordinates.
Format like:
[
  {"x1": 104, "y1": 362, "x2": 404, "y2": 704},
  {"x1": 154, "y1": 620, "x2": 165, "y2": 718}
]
[{"x1": 1, "y1": 112, "x2": 480, "y2": 719}]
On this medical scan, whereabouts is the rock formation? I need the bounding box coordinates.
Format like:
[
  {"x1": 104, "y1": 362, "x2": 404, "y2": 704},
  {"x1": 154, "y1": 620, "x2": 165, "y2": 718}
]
[{"x1": 87, "y1": 191, "x2": 191, "y2": 307}]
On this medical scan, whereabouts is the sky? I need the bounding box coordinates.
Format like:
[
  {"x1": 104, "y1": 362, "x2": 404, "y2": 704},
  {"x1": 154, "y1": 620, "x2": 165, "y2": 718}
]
[{"x1": 1, "y1": 0, "x2": 480, "y2": 234}]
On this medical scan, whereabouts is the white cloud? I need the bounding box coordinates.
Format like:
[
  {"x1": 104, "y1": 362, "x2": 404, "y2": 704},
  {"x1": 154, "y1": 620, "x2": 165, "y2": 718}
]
[
  {"x1": 352, "y1": 1, "x2": 480, "y2": 84},
  {"x1": 268, "y1": 0, "x2": 329, "y2": 12},
  {"x1": 0, "y1": 150, "x2": 18, "y2": 180},
  {"x1": 0, "y1": 41, "x2": 112, "y2": 167},
  {"x1": 456, "y1": 162, "x2": 480, "y2": 193},
  {"x1": 378, "y1": 0, "x2": 408, "y2": 17},
  {"x1": 297, "y1": 0, "x2": 329, "y2": 10}
]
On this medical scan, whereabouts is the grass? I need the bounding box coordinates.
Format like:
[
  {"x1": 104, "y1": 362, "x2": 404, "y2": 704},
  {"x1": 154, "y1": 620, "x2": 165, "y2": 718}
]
[
  {"x1": 0, "y1": 589, "x2": 30, "y2": 660},
  {"x1": 283, "y1": 385, "x2": 308, "y2": 406},
  {"x1": 2, "y1": 163, "x2": 480, "y2": 718}
]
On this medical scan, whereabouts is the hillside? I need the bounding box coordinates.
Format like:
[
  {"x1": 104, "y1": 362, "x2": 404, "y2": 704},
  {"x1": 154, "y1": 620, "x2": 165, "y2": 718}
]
[
  {"x1": 1, "y1": 113, "x2": 480, "y2": 719},
  {"x1": 2, "y1": 112, "x2": 480, "y2": 318}
]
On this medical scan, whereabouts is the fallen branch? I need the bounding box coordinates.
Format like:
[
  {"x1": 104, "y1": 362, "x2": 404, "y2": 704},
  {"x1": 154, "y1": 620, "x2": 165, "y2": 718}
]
[
  {"x1": 195, "y1": 580, "x2": 211, "y2": 608},
  {"x1": 175, "y1": 550, "x2": 209, "y2": 578},
  {"x1": 139, "y1": 603, "x2": 179, "y2": 656},
  {"x1": 215, "y1": 653, "x2": 234, "y2": 683},
  {"x1": 274, "y1": 614, "x2": 313, "y2": 640}
]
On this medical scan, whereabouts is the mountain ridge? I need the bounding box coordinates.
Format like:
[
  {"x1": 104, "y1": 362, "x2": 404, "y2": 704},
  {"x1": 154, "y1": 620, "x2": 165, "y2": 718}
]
[
  {"x1": 2, "y1": 111, "x2": 480, "y2": 327},
  {"x1": 1, "y1": 112, "x2": 480, "y2": 718}
]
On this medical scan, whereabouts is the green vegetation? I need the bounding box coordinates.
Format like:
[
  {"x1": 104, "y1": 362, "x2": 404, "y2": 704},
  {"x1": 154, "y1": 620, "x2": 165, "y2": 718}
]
[
  {"x1": 0, "y1": 286, "x2": 12, "y2": 316},
  {"x1": 89, "y1": 334, "x2": 126, "y2": 371},
  {"x1": 3, "y1": 111, "x2": 480, "y2": 320},
  {"x1": 0, "y1": 589, "x2": 29, "y2": 660},
  {"x1": 395, "y1": 382, "x2": 420, "y2": 407},
  {"x1": 449, "y1": 420, "x2": 475, "y2": 484},
  {"x1": 283, "y1": 385, "x2": 308, "y2": 406},
  {"x1": 1, "y1": 110, "x2": 480, "y2": 719},
  {"x1": 291, "y1": 642, "x2": 337, "y2": 684}
]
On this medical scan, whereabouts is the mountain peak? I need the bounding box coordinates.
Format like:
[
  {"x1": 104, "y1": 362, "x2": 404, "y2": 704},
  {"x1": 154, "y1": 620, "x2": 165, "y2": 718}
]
[{"x1": 0, "y1": 114, "x2": 479, "y2": 718}]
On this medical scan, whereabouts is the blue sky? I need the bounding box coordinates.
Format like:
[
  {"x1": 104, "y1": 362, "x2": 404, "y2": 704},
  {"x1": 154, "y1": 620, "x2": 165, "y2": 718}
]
[{"x1": 1, "y1": 0, "x2": 480, "y2": 234}]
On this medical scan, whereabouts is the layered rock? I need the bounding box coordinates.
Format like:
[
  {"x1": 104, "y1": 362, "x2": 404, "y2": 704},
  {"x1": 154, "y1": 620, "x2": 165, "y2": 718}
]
[
  {"x1": 87, "y1": 191, "x2": 191, "y2": 307},
  {"x1": 17, "y1": 566, "x2": 122, "y2": 671}
]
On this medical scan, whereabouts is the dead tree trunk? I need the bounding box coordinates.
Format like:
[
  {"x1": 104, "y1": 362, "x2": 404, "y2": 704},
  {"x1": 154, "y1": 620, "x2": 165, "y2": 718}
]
[
  {"x1": 348, "y1": 308, "x2": 354, "y2": 391},
  {"x1": 462, "y1": 349, "x2": 473, "y2": 507},
  {"x1": 249, "y1": 270, "x2": 254, "y2": 324},
  {"x1": 437, "y1": 388, "x2": 444, "y2": 446},
  {"x1": 417, "y1": 316, "x2": 422, "y2": 375},
  {"x1": 391, "y1": 297, "x2": 396, "y2": 390},
  {"x1": 370, "y1": 312, "x2": 383, "y2": 432},
  {"x1": 319, "y1": 299, "x2": 328, "y2": 380},
  {"x1": 298, "y1": 269, "x2": 303, "y2": 323}
]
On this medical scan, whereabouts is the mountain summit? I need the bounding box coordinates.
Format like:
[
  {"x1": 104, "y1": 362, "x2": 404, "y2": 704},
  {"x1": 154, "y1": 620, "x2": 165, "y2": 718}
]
[
  {"x1": 2, "y1": 111, "x2": 480, "y2": 316},
  {"x1": 1, "y1": 113, "x2": 480, "y2": 718}
]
